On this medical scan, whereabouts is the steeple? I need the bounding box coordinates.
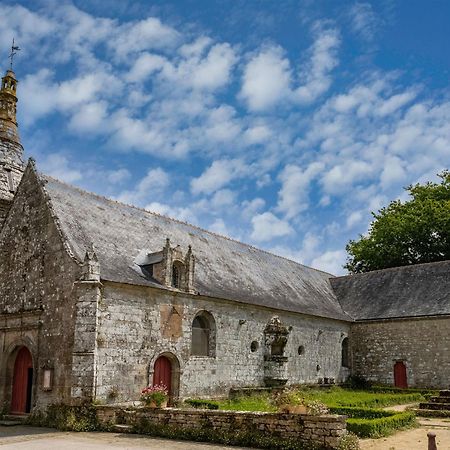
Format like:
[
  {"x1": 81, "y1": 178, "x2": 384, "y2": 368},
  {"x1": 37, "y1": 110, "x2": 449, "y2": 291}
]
[{"x1": 0, "y1": 62, "x2": 25, "y2": 228}]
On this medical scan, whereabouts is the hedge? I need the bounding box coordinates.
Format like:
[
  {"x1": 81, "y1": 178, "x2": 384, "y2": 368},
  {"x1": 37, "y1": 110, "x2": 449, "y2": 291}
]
[
  {"x1": 346, "y1": 412, "x2": 416, "y2": 438},
  {"x1": 184, "y1": 399, "x2": 220, "y2": 410},
  {"x1": 329, "y1": 406, "x2": 392, "y2": 419}
]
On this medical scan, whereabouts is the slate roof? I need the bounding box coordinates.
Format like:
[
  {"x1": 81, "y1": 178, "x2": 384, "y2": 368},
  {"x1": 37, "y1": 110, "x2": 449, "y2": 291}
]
[
  {"x1": 41, "y1": 173, "x2": 350, "y2": 321},
  {"x1": 331, "y1": 260, "x2": 450, "y2": 320}
]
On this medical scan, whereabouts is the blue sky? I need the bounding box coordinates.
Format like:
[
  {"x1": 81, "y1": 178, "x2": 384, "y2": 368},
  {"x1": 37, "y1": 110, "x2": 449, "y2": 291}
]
[{"x1": 1, "y1": 0, "x2": 449, "y2": 274}]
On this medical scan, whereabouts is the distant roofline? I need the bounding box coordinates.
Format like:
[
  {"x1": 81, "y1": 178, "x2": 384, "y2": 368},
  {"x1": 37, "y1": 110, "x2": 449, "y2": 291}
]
[
  {"x1": 332, "y1": 258, "x2": 450, "y2": 281},
  {"x1": 40, "y1": 171, "x2": 336, "y2": 278}
]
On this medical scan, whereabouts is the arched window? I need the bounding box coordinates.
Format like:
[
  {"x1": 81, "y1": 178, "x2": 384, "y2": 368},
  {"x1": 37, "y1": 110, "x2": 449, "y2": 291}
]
[
  {"x1": 191, "y1": 311, "x2": 216, "y2": 357},
  {"x1": 341, "y1": 337, "x2": 349, "y2": 368},
  {"x1": 172, "y1": 264, "x2": 180, "y2": 288},
  {"x1": 171, "y1": 261, "x2": 184, "y2": 289}
]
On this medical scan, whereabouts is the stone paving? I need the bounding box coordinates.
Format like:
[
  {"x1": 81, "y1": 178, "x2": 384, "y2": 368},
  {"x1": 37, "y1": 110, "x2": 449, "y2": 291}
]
[{"x1": 0, "y1": 426, "x2": 249, "y2": 450}]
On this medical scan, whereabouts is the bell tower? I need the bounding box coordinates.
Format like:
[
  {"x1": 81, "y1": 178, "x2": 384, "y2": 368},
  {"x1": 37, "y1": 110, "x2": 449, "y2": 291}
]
[{"x1": 0, "y1": 60, "x2": 25, "y2": 227}]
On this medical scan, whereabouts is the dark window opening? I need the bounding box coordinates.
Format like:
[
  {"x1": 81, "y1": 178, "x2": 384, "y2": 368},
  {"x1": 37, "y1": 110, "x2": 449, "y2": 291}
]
[
  {"x1": 298, "y1": 345, "x2": 305, "y2": 356},
  {"x1": 192, "y1": 316, "x2": 210, "y2": 356},
  {"x1": 250, "y1": 341, "x2": 259, "y2": 352},
  {"x1": 6, "y1": 169, "x2": 14, "y2": 193},
  {"x1": 172, "y1": 264, "x2": 180, "y2": 288},
  {"x1": 341, "y1": 337, "x2": 349, "y2": 368},
  {"x1": 141, "y1": 264, "x2": 153, "y2": 278},
  {"x1": 271, "y1": 339, "x2": 285, "y2": 356}
]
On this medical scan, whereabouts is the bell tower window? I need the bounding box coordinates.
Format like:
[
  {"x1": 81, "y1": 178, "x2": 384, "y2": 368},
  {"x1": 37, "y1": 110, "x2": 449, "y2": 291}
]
[{"x1": 6, "y1": 169, "x2": 14, "y2": 193}]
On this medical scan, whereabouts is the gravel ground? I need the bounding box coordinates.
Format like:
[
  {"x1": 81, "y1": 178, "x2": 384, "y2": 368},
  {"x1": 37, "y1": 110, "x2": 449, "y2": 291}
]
[{"x1": 0, "y1": 426, "x2": 250, "y2": 450}]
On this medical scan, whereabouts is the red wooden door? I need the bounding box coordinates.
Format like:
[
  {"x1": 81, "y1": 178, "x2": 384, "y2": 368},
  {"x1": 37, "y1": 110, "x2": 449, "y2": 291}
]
[
  {"x1": 11, "y1": 347, "x2": 33, "y2": 414},
  {"x1": 153, "y1": 356, "x2": 171, "y2": 395},
  {"x1": 394, "y1": 361, "x2": 408, "y2": 388}
]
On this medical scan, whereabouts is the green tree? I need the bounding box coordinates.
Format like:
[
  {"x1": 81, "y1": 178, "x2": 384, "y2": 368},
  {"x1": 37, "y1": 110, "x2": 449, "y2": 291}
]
[{"x1": 345, "y1": 171, "x2": 450, "y2": 273}]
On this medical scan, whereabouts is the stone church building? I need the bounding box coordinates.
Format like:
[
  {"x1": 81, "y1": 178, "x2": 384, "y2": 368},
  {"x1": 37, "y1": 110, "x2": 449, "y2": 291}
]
[{"x1": 0, "y1": 68, "x2": 449, "y2": 415}]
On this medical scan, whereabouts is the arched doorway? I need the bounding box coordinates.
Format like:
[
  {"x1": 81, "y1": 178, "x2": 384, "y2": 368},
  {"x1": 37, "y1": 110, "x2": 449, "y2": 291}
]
[
  {"x1": 11, "y1": 347, "x2": 33, "y2": 414},
  {"x1": 153, "y1": 355, "x2": 172, "y2": 394},
  {"x1": 394, "y1": 361, "x2": 408, "y2": 388},
  {"x1": 152, "y1": 353, "x2": 180, "y2": 404}
]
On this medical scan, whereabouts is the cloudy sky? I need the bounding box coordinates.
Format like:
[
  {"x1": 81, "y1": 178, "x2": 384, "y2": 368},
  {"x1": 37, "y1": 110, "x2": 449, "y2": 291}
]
[{"x1": 1, "y1": 0, "x2": 449, "y2": 274}]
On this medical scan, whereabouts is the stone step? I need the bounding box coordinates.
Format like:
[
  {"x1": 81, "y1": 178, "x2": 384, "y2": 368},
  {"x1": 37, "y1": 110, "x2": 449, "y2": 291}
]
[
  {"x1": 430, "y1": 397, "x2": 450, "y2": 403},
  {"x1": 439, "y1": 390, "x2": 450, "y2": 397},
  {"x1": 3, "y1": 414, "x2": 27, "y2": 422},
  {"x1": 0, "y1": 415, "x2": 27, "y2": 426},
  {"x1": 414, "y1": 409, "x2": 450, "y2": 418},
  {"x1": 420, "y1": 402, "x2": 450, "y2": 411}
]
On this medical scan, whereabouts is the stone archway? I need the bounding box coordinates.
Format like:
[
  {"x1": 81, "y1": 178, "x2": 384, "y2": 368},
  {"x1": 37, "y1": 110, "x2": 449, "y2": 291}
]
[
  {"x1": 10, "y1": 346, "x2": 34, "y2": 414},
  {"x1": 150, "y1": 352, "x2": 181, "y2": 404}
]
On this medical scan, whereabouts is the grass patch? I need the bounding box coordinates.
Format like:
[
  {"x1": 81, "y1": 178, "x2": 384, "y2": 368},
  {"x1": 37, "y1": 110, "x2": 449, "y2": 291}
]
[
  {"x1": 295, "y1": 386, "x2": 425, "y2": 408},
  {"x1": 211, "y1": 386, "x2": 427, "y2": 413}
]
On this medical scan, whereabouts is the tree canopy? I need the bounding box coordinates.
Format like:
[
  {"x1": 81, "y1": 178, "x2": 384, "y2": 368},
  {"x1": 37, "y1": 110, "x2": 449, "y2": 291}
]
[{"x1": 345, "y1": 171, "x2": 450, "y2": 273}]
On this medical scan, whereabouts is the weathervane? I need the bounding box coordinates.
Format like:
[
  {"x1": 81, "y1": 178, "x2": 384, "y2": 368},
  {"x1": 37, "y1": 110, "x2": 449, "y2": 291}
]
[{"x1": 9, "y1": 38, "x2": 20, "y2": 70}]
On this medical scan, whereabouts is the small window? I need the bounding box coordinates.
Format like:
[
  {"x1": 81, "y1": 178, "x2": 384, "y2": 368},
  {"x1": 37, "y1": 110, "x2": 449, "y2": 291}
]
[
  {"x1": 341, "y1": 337, "x2": 349, "y2": 368},
  {"x1": 191, "y1": 311, "x2": 216, "y2": 357},
  {"x1": 250, "y1": 341, "x2": 259, "y2": 352},
  {"x1": 6, "y1": 169, "x2": 14, "y2": 193},
  {"x1": 298, "y1": 345, "x2": 305, "y2": 356}
]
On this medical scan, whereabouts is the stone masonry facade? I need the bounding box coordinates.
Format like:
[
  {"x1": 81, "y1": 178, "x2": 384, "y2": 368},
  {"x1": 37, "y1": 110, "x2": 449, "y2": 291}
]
[
  {"x1": 351, "y1": 317, "x2": 450, "y2": 388},
  {"x1": 0, "y1": 164, "x2": 82, "y2": 409},
  {"x1": 95, "y1": 282, "x2": 350, "y2": 401}
]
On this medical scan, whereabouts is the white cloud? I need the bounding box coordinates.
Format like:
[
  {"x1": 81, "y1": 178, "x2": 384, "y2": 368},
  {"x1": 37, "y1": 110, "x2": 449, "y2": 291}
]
[
  {"x1": 68, "y1": 101, "x2": 108, "y2": 134},
  {"x1": 277, "y1": 162, "x2": 324, "y2": 218},
  {"x1": 145, "y1": 201, "x2": 197, "y2": 223},
  {"x1": 310, "y1": 250, "x2": 347, "y2": 275},
  {"x1": 127, "y1": 53, "x2": 167, "y2": 83},
  {"x1": 243, "y1": 125, "x2": 272, "y2": 145},
  {"x1": 240, "y1": 26, "x2": 339, "y2": 111},
  {"x1": 211, "y1": 189, "x2": 236, "y2": 208},
  {"x1": 294, "y1": 27, "x2": 340, "y2": 104},
  {"x1": 107, "y1": 168, "x2": 131, "y2": 184},
  {"x1": 117, "y1": 168, "x2": 169, "y2": 205},
  {"x1": 39, "y1": 153, "x2": 82, "y2": 183},
  {"x1": 190, "y1": 159, "x2": 248, "y2": 195},
  {"x1": 250, "y1": 212, "x2": 293, "y2": 242},
  {"x1": 240, "y1": 45, "x2": 291, "y2": 111},
  {"x1": 209, "y1": 218, "x2": 230, "y2": 235},
  {"x1": 111, "y1": 17, "x2": 180, "y2": 59},
  {"x1": 348, "y1": 2, "x2": 379, "y2": 42}
]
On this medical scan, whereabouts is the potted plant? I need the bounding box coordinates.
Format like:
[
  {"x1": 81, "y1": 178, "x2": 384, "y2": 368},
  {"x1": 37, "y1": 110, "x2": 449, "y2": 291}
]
[{"x1": 140, "y1": 384, "x2": 169, "y2": 408}]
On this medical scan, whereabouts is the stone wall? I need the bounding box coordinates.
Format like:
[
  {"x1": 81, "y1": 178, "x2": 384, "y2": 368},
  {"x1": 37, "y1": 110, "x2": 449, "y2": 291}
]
[
  {"x1": 96, "y1": 406, "x2": 347, "y2": 449},
  {"x1": 351, "y1": 316, "x2": 450, "y2": 388},
  {"x1": 0, "y1": 165, "x2": 81, "y2": 410},
  {"x1": 95, "y1": 281, "x2": 350, "y2": 402}
]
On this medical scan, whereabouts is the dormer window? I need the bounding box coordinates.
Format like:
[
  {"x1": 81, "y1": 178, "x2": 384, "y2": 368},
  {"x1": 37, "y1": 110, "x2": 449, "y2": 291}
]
[{"x1": 134, "y1": 238, "x2": 196, "y2": 293}]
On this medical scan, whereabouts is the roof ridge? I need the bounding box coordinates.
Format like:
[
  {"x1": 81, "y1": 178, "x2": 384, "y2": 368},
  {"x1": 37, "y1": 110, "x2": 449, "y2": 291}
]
[
  {"x1": 333, "y1": 258, "x2": 450, "y2": 280},
  {"x1": 40, "y1": 173, "x2": 334, "y2": 277}
]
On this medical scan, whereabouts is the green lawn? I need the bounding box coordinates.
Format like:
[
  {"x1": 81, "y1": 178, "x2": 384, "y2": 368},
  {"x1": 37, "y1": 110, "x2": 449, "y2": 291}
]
[{"x1": 211, "y1": 386, "x2": 429, "y2": 412}]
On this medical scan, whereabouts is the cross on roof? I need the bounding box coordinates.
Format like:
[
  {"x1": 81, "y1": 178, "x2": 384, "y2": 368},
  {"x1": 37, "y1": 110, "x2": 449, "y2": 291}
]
[{"x1": 9, "y1": 39, "x2": 20, "y2": 70}]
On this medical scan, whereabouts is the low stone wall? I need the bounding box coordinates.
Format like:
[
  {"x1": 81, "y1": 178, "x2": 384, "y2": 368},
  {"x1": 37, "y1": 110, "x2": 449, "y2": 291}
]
[{"x1": 96, "y1": 406, "x2": 347, "y2": 449}]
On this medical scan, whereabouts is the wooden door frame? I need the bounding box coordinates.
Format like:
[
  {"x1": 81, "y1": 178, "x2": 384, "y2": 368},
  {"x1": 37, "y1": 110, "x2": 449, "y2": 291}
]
[
  {"x1": 149, "y1": 352, "x2": 181, "y2": 402},
  {"x1": 7, "y1": 344, "x2": 35, "y2": 414},
  {"x1": 393, "y1": 360, "x2": 408, "y2": 388}
]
